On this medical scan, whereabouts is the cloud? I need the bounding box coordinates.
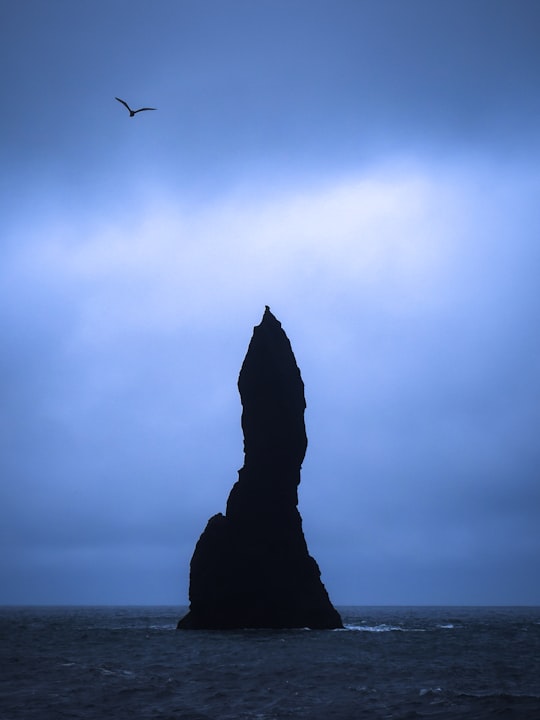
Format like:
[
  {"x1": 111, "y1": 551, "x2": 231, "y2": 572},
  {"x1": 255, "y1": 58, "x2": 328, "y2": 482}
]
[
  {"x1": 16, "y1": 164, "x2": 458, "y2": 333},
  {"x1": 2, "y1": 156, "x2": 540, "y2": 603}
]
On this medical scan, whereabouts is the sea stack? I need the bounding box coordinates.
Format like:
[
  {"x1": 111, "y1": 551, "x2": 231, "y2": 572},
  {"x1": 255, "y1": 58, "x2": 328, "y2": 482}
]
[{"x1": 178, "y1": 307, "x2": 342, "y2": 629}]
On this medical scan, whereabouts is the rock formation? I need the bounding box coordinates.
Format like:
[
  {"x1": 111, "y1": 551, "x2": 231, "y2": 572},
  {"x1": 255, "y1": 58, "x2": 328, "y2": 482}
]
[{"x1": 177, "y1": 306, "x2": 342, "y2": 629}]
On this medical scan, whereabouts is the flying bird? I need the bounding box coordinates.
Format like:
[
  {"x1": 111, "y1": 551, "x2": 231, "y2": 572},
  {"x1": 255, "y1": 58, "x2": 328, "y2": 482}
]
[{"x1": 115, "y1": 97, "x2": 156, "y2": 117}]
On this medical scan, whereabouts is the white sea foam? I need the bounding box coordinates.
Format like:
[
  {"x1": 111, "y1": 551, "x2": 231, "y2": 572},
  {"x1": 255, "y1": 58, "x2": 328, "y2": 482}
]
[
  {"x1": 97, "y1": 667, "x2": 115, "y2": 676},
  {"x1": 344, "y1": 623, "x2": 405, "y2": 632},
  {"x1": 148, "y1": 623, "x2": 177, "y2": 631}
]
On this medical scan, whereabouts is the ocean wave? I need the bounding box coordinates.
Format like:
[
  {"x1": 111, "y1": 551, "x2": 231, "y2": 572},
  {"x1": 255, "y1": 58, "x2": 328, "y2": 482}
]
[{"x1": 342, "y1": 623, "x2": 425, "y2": 632}]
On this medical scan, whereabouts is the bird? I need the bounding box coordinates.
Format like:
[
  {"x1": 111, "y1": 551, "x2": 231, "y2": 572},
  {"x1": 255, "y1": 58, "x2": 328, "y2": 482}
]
[{"x1": 115, "y1": 97, "x2": 156, "y2": 117}]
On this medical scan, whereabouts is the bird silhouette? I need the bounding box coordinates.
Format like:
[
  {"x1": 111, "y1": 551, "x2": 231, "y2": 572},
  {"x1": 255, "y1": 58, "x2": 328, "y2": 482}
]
[{"x1": 115, "y1": 97, "x2": 156, "y2": 117}]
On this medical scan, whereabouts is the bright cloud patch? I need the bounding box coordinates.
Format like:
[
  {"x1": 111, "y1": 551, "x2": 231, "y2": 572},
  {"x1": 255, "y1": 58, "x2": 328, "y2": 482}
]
[{"x1": 14, "y1": 167, "x2": 463, "y2": 347}]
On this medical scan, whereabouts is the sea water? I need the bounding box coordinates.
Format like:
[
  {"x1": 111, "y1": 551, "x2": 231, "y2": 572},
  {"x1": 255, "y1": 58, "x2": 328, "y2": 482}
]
[{"x1": 1, "y1": 606, "x2": 539, "y2": 719}]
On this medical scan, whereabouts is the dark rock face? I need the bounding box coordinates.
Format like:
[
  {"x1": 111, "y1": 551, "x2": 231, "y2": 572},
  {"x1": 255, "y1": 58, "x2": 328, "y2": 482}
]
[{"x1": 178, "y1": 307, "x2": 342, "y2": 629}]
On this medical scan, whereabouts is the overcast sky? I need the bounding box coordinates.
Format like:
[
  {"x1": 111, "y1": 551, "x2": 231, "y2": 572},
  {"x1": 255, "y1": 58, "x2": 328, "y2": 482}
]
[{"x1": 1, "y1": 0, "x2": 539, "y2": 606}]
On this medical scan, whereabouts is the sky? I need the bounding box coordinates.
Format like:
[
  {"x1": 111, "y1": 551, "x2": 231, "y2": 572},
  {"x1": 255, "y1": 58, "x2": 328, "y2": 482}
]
[{"x1": 1, "y1": 0, "x2": 539, "y2": 606}]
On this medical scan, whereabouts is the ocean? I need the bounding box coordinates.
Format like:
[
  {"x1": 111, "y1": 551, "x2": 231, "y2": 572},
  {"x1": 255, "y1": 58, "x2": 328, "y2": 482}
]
[{"x1": 1, "y1": 606, "x2": 539, "y2": 719}]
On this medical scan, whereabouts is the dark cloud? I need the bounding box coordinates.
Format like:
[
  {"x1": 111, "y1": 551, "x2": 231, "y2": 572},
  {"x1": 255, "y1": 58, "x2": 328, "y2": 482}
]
[{"x1": 1, "y1": 1, "x2": 539, "y2": 605}]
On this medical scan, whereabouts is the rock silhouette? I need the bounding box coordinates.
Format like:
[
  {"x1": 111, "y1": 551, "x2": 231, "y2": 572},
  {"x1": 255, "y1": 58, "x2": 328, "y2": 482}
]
[{"x1": 178, "y1": 307, "x2": 342, "y2": 629}]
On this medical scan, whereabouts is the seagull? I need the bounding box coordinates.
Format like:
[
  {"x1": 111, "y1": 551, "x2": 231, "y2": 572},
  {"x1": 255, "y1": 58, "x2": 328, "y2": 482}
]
[{"x1": 115, "y1": 97, "x2": 156, "y2": 117}]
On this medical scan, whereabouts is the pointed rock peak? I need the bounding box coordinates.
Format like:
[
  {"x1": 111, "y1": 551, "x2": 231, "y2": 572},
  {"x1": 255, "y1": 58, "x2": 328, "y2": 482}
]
[
  {"x1": 260, "y1": 304, "x2": 281, "y2": 327},
  {"x1": 177, "y1": 307, "x2": 342, "y2": 630}
]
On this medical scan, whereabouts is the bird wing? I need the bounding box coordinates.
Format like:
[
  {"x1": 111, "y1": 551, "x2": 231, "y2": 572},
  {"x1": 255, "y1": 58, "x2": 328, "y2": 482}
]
[
  {"x1": 133, "y1": 107, "x2": 157, "y2": 113},
  {"x1": 115, "y1": 97, "x2": 132, "y2": 112}
]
